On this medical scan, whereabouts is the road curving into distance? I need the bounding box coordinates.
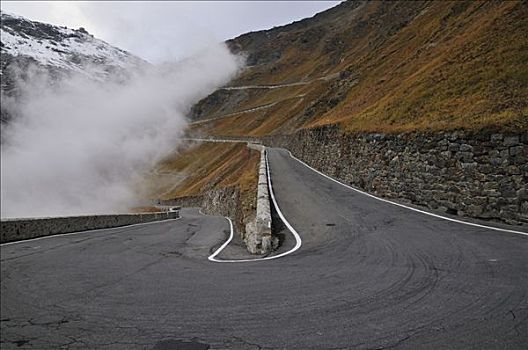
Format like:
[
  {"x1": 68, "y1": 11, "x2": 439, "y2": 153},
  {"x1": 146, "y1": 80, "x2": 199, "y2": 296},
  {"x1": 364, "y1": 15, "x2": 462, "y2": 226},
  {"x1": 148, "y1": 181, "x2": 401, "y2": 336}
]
[{"x1": 1, "y1": 148, "x2": 527, "y2": 349}]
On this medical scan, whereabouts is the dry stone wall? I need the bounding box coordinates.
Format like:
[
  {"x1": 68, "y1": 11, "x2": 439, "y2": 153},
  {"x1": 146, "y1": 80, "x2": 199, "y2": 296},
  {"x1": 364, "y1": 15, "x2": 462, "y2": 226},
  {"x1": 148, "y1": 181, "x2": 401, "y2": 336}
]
[
  {"x1": 264, "y1": 125, "x2": 527, "y2": 225},
  {"x1": 160, "y1": 187, "x2": 245, "y2": 234}
]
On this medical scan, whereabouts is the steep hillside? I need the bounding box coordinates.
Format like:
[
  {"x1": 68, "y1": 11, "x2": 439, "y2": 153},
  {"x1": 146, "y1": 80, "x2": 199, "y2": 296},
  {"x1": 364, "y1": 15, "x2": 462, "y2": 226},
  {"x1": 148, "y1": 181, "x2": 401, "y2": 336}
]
[
  {"x1": 149, "y1": 142, "x2": 259, "y2": 201},
  {"x1": 146, "y1": 142, "x2": 260, "y2": 233},
  {"x1": 190, "y1": 0, "x2": 528, "y2": 136}
]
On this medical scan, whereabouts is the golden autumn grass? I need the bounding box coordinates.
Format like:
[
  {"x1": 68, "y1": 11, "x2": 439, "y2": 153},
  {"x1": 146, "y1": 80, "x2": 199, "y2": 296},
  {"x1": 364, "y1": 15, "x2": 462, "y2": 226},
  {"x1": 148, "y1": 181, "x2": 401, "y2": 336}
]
[
  {"x1": 193, "y1": 0, "x2": 527, "y2": 137},
  {"x1": 150, "y1": 142, "x2": 259, "y2": 200},
  {"x1": 144, "y1": 142, "x2": 259, "y2": 231},
  {"x1": 129, "y1": 206, "x2": 165, "y2": 213},
  {"x1": 323, "y1": 0, "x2": 528, "y2": 133}
]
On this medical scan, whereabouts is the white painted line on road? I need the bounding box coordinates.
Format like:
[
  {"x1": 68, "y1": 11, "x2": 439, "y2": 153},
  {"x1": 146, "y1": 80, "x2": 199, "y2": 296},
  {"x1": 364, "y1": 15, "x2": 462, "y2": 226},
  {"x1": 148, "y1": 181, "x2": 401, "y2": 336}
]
[
  {"x1": 207, "y1": 150, "x2": 303, "y2": 263},
  {"x1": 0, "y1": 217, "x2": 182, "y2": 247},
  {"x1": 286, "y1": 151, "x2": 527, "y2": 236},
  {"x1": 207, "y1": 217, "x2": 235, "y2": 262}
]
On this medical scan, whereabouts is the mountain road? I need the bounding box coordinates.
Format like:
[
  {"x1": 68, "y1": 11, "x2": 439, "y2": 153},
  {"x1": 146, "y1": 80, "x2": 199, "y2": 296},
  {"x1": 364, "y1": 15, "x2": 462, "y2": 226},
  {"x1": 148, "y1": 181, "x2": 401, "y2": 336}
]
[{"x1": 1, "y1": 148, "x2": 527, "y2": 349}]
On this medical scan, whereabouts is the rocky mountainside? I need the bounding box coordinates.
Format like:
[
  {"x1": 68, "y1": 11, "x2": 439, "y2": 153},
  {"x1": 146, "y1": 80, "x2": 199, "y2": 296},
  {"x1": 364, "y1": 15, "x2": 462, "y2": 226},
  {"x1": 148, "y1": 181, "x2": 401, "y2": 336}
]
[
  {"x1": 190, "y1": 0, "x2": 528, "y2": 137},
  {"x1": 0, "y1": 11, "x2": 148, "y2": 122}
]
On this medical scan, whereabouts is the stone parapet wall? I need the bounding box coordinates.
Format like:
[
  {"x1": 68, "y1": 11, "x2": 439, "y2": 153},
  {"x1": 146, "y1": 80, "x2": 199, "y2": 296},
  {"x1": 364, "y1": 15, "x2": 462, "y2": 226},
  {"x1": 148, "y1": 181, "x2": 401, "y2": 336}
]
[
  {"x1": 244, "y1": 148, "x2": 276, "y2": 254},
  {"x1": 1, "y1": 211, "x2": 180, "y2": 243},
  {"x1": 264, "y1": 125, "x2": 527, "y2": 225}
]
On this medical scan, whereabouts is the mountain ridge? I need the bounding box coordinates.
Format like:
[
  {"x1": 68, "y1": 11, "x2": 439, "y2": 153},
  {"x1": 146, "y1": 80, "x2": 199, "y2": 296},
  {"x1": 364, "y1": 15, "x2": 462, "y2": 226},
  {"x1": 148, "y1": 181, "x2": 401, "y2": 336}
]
[{"x1": 1, "y1": 11, "x2": 147, "y2": 79}]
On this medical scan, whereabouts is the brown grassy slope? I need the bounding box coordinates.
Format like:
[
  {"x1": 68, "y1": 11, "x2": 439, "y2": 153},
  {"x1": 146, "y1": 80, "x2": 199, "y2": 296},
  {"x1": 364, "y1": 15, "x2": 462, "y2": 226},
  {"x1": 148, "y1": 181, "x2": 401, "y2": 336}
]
[
  {"x1": 151, "y1": 142, "x2": 259, "y2": 200},
  {"x1": 322, "y1": 0, "x2": 528, "y2": 132},
  {"x1": 145, "y1": 142, "x2": 260, "y2": 233},
  {"x1": 190, "y1": 0, "x2": 528, "y2": 136}
]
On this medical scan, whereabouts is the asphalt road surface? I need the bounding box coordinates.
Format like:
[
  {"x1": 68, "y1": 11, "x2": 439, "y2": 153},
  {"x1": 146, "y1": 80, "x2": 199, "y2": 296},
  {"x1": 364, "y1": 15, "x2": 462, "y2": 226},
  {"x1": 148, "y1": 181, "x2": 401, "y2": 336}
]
[{"x1": 1, "y1": 148, "x2": 527, "y2": 349}]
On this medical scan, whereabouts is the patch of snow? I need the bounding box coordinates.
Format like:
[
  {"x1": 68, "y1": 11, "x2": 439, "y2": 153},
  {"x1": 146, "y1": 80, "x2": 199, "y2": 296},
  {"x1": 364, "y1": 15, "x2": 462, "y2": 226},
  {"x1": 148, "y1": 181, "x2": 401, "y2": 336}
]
[{"x1": 1, "y1": 12, "x2": 146, "y2": 79}]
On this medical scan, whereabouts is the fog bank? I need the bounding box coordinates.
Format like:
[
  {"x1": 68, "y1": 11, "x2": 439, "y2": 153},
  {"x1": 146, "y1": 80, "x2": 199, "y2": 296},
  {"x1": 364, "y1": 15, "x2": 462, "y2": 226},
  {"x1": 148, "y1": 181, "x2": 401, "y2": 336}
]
[{"x1": 1, "y1": 44, "x2": 242, "y2": 218}]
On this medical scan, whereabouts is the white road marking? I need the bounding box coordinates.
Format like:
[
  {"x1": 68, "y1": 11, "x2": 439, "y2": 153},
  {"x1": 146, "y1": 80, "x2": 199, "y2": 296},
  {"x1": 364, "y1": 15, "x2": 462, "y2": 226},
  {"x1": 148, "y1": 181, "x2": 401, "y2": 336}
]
[
  {"x1": 208, "y1": 150, "x2": 302, "y2": 263},
  {"x1": 286, "y1": 150, "x2": 528, "y2": 236},
  {"x1": 0, "y1": 217, "x2": 182, "y2": 246},
  {"x1": 207, "y1": 216, "x2": 235, "y2": 262}
]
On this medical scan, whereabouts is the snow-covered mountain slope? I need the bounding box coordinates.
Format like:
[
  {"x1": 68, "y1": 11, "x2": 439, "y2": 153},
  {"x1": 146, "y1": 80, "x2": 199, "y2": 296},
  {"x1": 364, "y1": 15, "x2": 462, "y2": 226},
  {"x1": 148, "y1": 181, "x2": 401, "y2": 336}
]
[
  {"x1": 0, "y1": 12, "x2": 150, "y2": 123},
  {"x1": 0, "y1": 11, "x2": 148, "y2": 80}
]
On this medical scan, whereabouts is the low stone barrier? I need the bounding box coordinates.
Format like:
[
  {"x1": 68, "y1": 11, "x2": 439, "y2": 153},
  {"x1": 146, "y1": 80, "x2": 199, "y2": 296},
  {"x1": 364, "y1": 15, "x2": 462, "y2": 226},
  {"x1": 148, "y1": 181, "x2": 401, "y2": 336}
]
[
  {"x1": 245, "y1": 145, "x2": 277, "y2": 254},
  {"x1": 1, "y1": 211, "x2": 180, "y2": 243}
]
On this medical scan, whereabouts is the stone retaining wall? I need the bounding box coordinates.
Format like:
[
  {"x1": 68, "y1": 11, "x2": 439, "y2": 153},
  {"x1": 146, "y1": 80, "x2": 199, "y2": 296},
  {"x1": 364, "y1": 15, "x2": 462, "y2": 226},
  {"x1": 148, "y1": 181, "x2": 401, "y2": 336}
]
[
  {"x1": 264, "y1": 125, "x2": 527, "y2": 225},
  {"x1": 159, "y1": 187, "x2": 245, "y2": 234},
  {"x1": 1, "y1": 211, "x2": 180, "y2": 243}
]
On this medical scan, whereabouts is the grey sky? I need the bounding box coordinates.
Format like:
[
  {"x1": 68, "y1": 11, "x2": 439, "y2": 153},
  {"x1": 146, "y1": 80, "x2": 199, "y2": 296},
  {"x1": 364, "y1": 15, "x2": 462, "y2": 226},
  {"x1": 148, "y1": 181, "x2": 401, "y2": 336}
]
[{"x1": 1, "y1": 1, "x2": 341, "y2": 63}]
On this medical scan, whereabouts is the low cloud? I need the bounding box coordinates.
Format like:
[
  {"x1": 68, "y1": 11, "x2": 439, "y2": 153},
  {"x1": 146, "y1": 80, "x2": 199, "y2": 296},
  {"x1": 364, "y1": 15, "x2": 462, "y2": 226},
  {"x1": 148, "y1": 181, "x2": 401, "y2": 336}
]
[{"x1": 1, "y1": 43, "x2": 243, "y2": 218}]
